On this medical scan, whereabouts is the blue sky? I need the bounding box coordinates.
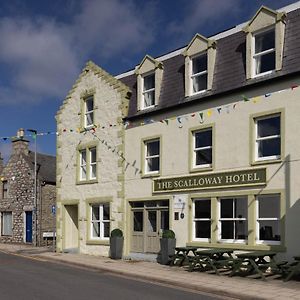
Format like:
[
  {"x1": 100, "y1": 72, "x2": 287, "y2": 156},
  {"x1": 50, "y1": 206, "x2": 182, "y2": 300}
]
[{"x1": 0, "y1": 0, "x2": 297, "y2": 161}]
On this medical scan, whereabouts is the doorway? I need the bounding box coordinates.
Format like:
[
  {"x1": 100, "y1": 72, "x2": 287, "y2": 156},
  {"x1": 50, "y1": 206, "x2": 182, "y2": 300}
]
[
  {"x1": 25, "y1": 211, "x2": 33, "y2": 243},
  {"x1": 63, "y1": 205, "x2": 79, "y2": 252},
  {"x1": 131, "y1": 200, "x2": 169, "y2": 253}
]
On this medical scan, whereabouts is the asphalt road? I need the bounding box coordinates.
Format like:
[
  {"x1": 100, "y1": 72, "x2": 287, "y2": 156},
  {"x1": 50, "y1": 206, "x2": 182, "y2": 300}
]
[{"x1": 0, "y1": 251, "x2": 230, "y2": 300}]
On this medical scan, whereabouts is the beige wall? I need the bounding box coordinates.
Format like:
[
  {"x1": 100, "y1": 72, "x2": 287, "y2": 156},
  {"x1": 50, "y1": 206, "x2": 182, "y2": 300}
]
[
  {"x1": 56, "y1": 63, "x2": 127, "y2": 256},
  {"x1": 124, "y1": 76, "x2": 300, "y2": 258}
]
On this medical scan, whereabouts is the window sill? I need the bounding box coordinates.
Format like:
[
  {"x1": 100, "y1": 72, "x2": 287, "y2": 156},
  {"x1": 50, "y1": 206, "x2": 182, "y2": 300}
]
[
  {"x1": 76, "y1": 179, "x2": 98, "y2": 185},
  {"x1": 86, "y1": 239, "x2": 109, "y2": 246},
  {"x1": 141, "y1": 172, "x2": 161, "y2": 179},
  {"x1": 79, "y1": 125, "x2": 96, "y2": 133},
  {"x1": 189, "y1": 166, "x2": 213, "y2": 173},
  {"x1": 251, "y1": 158, "x2": 282, "y2": 166}
]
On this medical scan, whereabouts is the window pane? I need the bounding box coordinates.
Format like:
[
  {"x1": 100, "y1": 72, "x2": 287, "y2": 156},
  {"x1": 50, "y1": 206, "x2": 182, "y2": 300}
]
[
  {"x1": 144, "y1": 90, "x2": 155, "y2": 107},
  {"x1": 255, "y1": 30, "x2": 275, "y2": 53},
  {"x1": 257, "y1": 116, "x2": 280, "y2": 138},
  {"x1": 81, "y1": 166, "x2": 87, "y2": 180},
  {"x1": 148, "y1": 211, "x2": 157, "y2": 232},
  {"x1": 86, "y1": 97, "x2": 94, "y2": 112},
  {"x1": 131, "y1": 202, "x2": 143, "y2": 208},
  {"x1": 221, "y1": 199, "x2": 233, "y2": 218},
  {"x1": 235, "y1": 198, "x2": 247, "y2": 219},
  {"x1": 103, "y1": 204, "x2": 110, "y2": 220},
  {"x1": 195, "y1": 221, "x2": 210, "y2": 238},
  {"x1": 258, "y1": 138, "x2": 280, "y2": 157},
  {"x1": 259, "y1": 220, "x2": 280, "y2": 241},
  {"x1": 195, "y1": 200, "x2": 211, "y2": 219},
  {"x1": 92, "y1": 222, "x2": 100, "y2": 237},
  {"x1": 86, "y1": 112, "x2": 93, "y2": 126},
  {"x1": 90, "y1": 148, "x2": 96, "y2": 163},
  {"x1": 256, "y1": 52, "x2": 275, "y2": 74},
  {"x1": 192, "y1": 73, "x2": 207, "y2": 92},
  {"x1": 144, "y1": 74, "x2": 155, "y2": 90},
  {"x1": 195, "y1": 149, "x2": 212, "y2": 165},
  {"x1": 195, "y1": 130, "x2": 212, "y2": 148},
  {"x1": 147, "y1": 157, "x2": 159, "y2": 172},
  {"x1": 2, "y1": 212, "x2": 12, "y2": 235},
  {"x1": 92, "y1": 206, "x2": 99, "y2": 221},
  {"x1": 192, "y1": 55, "x2": 207, "y2": 74},
  {"x1": 161, "y1": 210, "x2": 169, "y2": 230},
  {"x1": 221, "y1": 221, "x2": 234, "y2": 239},
  {"x1": 133, "y1": 211, "x2": 143, "y2": 231},
  {"x1": 104, "y1": 222, "x2": 110, "y2": 238},
  {"x1": 91, "y1": 164, "x2": 97, "y2": 178},
  {"x1": 258, "y1": 195, "x2": 280, "y2": 218},
  {"x1": 81, "y1": 150, "x2": 87, "y2": 164},
  {"x1": 146, "y1": 141, "x2": 159, "y2": 156},
  {"x1": 235, "y1": 221, "x2": 248, "y2": 239}
]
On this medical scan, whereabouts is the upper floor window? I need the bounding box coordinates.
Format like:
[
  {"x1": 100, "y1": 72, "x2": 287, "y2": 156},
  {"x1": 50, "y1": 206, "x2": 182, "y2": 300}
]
[
  {"x1": 255, "y1": 114, "x2": 281, "y2": 161},
  {"x1": 253, "y1": 28, "x2": 275, "y2": 76},
  {"x1": 144, "y1": 139, "x2": 160, "y2": 175},
  {"x1": 2, "y1": 181, "x2": 8, "y2": 198},
  {"x1": 142, "y1": 73, "x2": 155, "y2": 108},
  {"x1": 191, "y1": 54, "x2": 208, "y2": 93},
  {"x1": 84, "y1": 96, "x2": 94, "y2": 128},
  {"x1": 90, "y1": 203, "x2": 110, "y2": 240},
  {"x1": 192, "y1": 127, "x2": 213, "y2": 169},
  {"x1": 79, "y1": 146, "x2": 97, "y2": 182}
]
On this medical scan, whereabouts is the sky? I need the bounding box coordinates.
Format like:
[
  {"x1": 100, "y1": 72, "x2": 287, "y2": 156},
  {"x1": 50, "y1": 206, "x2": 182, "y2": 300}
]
[{"x1": 0, "y1": 0, "x2": 297, "y2": 161}]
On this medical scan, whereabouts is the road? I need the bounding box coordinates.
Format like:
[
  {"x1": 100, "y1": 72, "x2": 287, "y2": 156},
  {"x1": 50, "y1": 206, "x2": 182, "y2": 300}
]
[{"x1": 0, "y1": 251, "x2": 231, "y2": 300}]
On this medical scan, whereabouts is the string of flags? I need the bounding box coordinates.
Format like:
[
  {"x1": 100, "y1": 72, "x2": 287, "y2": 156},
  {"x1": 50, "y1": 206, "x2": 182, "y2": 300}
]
[{"x1": 0, "y1": 84, "x2": 299, "y2": 143}]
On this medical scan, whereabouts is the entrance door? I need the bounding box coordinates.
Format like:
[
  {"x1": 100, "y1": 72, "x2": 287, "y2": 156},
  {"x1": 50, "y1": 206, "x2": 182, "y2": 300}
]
[
  {"x1": 63, "y1": 205, "x2": 79, "y2": 252},
  {"x1": 25, "y1": 211, "x2": 33, "y2": 243}
]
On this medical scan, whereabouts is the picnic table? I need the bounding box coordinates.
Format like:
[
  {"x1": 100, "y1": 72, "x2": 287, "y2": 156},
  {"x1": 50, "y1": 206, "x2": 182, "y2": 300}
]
[
  {"x1": 282, "y1": 256, "x2": 300, "y2": 281},
  {"x1": 229, "y1": 251, "x2": 280, "y2": 280},
  {"x1": 189, "y1": 248, "x2": 234, "y2": 274},
  {"x1": 170, "y1": 246, "x2": 198, "y2": 266}
]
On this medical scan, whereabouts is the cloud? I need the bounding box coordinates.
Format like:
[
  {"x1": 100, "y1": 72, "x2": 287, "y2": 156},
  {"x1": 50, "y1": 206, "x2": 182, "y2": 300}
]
[
  {"x1": 0, "y1": 143, "x2": 11, "y2": 163},
  {"x1": 0, "y1": 0, "x2": 158, "y2": 106},
  {"x1": 167, "y1": 0, "x2": 241, "y2": 42}
]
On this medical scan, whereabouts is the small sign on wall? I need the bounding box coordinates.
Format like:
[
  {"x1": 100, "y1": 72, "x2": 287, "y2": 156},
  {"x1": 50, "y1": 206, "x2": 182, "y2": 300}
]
[{"x1": 173, "y1": 194, "x2": 187, "y2": 210}]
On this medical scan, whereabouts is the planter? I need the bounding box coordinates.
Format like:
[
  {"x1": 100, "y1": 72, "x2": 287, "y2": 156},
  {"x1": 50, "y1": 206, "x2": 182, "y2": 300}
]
[
  {"x1": 159, "y1": 237, "x2": 176, "y2": 265},
  {"x1": 110, "y1": 236, "x2": 124, "y2": 259}
]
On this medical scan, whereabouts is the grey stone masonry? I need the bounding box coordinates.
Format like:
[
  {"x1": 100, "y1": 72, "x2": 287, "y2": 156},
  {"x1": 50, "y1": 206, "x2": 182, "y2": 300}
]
[{"x1": 0, "y1": 131, "x2": 56, "y2": 246}]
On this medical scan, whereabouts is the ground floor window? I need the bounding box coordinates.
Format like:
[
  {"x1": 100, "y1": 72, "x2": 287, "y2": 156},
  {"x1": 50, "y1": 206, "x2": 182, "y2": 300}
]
[
  {"x1": 90, "y1": 204, "x2": 110, "y2": 239},
  {"x1": 193, "y1": 199, "x2": 211, "y2": 241},
  {"x1": 1, "y1": 212, "x2": 12, "y2": 236},
  {"x1": 256, "y1": 194, "x2": 280, "y2": 244},
  {"x1": 219, "y1": 197, "x2": 248, "y2": 242}
]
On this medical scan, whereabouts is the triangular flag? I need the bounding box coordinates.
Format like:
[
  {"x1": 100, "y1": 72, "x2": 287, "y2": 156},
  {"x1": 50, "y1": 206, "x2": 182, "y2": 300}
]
[
  {"x1": 199, "y1": 112, "x2": 204, "y2": 124},
  {"x1": 242, "y1": 95, "x2": 250, "y2": 102},
  {"x1": 207, "y1": 110, "x2": 212, "y2": 117},
  {"x1": 217, "y1": 107, "x2": 222, "y2": 114}
]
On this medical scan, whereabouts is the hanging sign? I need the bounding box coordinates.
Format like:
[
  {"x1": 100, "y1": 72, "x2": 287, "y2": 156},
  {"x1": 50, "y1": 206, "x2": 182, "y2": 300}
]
[{"x1": 153, "y1": 168, "x2": 266, "y2": 193}]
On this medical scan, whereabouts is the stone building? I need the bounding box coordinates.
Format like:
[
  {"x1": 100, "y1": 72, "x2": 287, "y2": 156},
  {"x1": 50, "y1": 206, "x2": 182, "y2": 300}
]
[
  {"x1": 57, "y1": 2, "x2": 300, "y2": 260},
  {"x1": 0, "y1": 129, "x2": 56, "y2": 246}
]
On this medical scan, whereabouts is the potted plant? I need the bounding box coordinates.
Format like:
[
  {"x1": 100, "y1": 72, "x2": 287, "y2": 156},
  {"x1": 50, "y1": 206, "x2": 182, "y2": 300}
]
[
  {"x1": 110, "y1": 228, "x2": 124, "y2": 259},
  {"x1": 159, "y1": 229, "x2": 176, "y2": 265}
]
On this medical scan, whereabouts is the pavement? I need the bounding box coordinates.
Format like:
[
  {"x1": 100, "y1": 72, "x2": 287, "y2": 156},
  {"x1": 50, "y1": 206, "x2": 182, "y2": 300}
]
[{"x1": 0, "y1": 243, "x2": 299, "y2": 300}]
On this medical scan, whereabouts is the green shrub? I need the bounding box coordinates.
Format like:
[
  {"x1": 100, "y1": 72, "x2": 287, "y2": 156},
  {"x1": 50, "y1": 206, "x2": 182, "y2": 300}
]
[
  {"x1": 162, "y1": 229, "x2": 175, "y2": 239},
  {"x1": 110, "y1": 228, "x2": 123, "y2": 237}
]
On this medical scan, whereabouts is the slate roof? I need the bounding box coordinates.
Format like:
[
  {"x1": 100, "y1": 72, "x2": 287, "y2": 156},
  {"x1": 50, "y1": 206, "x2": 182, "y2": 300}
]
[
  {"x1": 28, "y1": 151, "x2": 56, "y2": 184},
  {"x1": 119, "y1": 8, "x2": 300, "y2": 120}
]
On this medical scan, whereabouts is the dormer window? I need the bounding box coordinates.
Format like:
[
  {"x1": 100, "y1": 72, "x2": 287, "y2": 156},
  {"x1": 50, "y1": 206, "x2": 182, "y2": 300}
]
[
  {"x1": 183, "y1": 34, "x2": 216, "y2": 97},
  {"x1": 253, "y1": 28, "x2": 275, "y2": 76},
  {"x1": 244, "y1": 6, "x2": 286, "y2": 80},
  {"x1": 191, "y1": 54, "x2": 208, "y2": 93},
  {"x1": 136, "y1": 55, "x2": 163, "y2": 111},
  {"x1": 142, "y1": 73, "x2": 155, "y2": 108}
]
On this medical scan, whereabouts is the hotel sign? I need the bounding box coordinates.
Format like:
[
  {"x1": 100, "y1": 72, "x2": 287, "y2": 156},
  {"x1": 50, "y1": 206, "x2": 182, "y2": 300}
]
[{"x1": 153, "y1": 168, "x2": 266, "y2": 193}]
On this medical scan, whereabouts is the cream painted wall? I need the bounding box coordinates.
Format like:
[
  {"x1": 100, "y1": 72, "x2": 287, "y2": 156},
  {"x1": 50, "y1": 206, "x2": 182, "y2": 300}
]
[
  {"x1": 124, "y1": 76, "x2": 300, "y2": 258},
  {"x1": 56, "y1": 64, "x2": 126, "y2": 256}
]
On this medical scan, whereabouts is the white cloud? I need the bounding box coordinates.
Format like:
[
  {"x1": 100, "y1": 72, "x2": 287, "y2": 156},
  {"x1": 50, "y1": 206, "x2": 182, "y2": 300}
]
[{"x1": 0, "y1": 0, "x2": 158, "y2": 105}]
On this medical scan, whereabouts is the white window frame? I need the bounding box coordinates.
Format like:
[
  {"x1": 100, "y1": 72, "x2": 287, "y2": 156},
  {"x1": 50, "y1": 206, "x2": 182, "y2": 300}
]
[
  {"x1": 79, "y1": 149, "x2": 87, "y2": 181},
  {"x1": 193, "y1": 199, "x2": 211, "y2": 242},
  {"x1": 1, "y1": 211, "x2": 13, "y2": 236},
  {"x1": 142, "y1": 73, "x2": 155, "y2": 109},
  {"x1": 218, "y1": 197, "x2": 248, "y2": 244},
  {"x1": 252, "y1": 27, "x2": 275, "y2": 78},
  {"x1": 84, "y1": 96, "x2": 94, "y2": 128},
  {"x1": 190, "y1": 53, "x2": 208, "y2": 95},
  {"x1": 255, "y1": 114, "x2": 281, "y2": 162},
  {"x1": 256, "y1": 194, "x2": 281, "y2": 245},
  {"x1": 192, "y1": 128, "x2": 212, "y2": 169},
  {"x1": 90, "y1": 204, "x2": 110, "y2": 240},
  {"x1": 89, "y1": 147, "x2": 97, "y2": 180},
  {"x1": 144, "y1": 139, "x2": 160, "y2": 175}
]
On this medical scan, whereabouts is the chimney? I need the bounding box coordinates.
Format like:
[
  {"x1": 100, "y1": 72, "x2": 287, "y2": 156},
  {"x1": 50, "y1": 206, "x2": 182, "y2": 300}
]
[{"x1": 12, "y1": 128, "x2": 29, "y2": 156}]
